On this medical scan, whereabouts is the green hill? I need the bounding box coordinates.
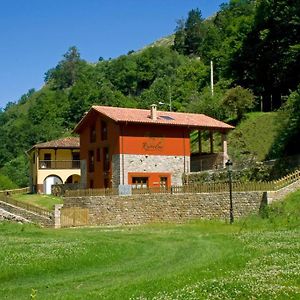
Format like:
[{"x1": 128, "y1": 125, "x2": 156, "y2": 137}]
[{"x1": 228, "y1": 112, "x2": 281, "y2": 163}]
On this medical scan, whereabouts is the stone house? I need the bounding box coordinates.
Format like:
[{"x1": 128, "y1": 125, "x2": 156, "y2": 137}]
[{"x1": 74, "y1": 105, "x2": 234, "y2": 189}]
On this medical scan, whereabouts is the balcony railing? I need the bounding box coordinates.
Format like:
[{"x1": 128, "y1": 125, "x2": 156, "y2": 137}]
[{"x1": 39, "y1": 160, "x2": 81, "y2": 170}]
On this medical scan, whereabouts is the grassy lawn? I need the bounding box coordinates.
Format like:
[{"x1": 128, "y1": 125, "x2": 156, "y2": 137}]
[
  {"x1": 0, "y1": 191, "x2": 299, "y2": 299},
  {"x1": 12, "y1": 194, "x2": 64, "y2": 210}
]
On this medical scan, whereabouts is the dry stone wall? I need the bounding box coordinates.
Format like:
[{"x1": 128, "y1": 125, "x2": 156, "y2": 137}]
[{"x1": 63, "y1": 191, "x2": 265, "y2": 226}]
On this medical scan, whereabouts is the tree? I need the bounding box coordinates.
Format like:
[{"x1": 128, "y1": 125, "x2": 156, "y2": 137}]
[
  {"x1": 184, "y1": 9, "x2": 204, "y2": 55},
  {"x1": 232, "y1": 0, "x2": 300, "y2": 111},
  {"x1": 45, "y1": 46, "x2": 85, "y2": 89},
  {"x1": 1, "y1": 154, "x2": 29, "y2": 187},
  {"x1": 268, "y1": 85, "x2": 300, "y2": 158},
  {"x1": 222, "y1": 86, "x2": 255, "y2": 120},
  {"x1": 188, "y1": 80, "x2": 231, "y2": 120},
  {"x1": 173, "y1": 19, "x2": 186, "y2": 54}
]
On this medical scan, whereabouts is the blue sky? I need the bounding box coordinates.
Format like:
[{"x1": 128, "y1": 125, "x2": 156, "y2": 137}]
[{"x1": 0, "y1": 0, "x2": 228, "y2": 109}]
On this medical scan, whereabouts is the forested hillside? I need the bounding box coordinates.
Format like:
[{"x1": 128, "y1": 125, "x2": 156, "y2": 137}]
[{"x1": 0, "y1": 0, "x2": 299, "y2": 187}]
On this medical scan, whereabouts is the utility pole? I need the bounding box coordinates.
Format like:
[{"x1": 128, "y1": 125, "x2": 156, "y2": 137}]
[
  {"x1": 210, "y1": 60, "x2": 214, "y2": 97},
  {"x1": 169, "y1": 84, "x2": 172, "y2": 112}
]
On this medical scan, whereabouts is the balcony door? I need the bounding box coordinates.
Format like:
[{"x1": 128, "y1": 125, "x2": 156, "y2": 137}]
[{"x1": 44, "y1": 153, "x2": 51, "y2": 168}]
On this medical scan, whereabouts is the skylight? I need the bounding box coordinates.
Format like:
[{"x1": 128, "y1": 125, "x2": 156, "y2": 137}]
[{"x1": 159, "y1": 115, "x2": 175, "y2": 121}]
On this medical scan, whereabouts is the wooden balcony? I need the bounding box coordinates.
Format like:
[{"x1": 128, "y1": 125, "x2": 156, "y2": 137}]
[{"x1": 39, "y1": 160, "x2": 81, "y2": 170}]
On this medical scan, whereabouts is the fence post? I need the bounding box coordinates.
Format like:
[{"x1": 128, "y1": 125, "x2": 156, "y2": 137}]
[{"x1": 54, "y1": 204, "x2": 64, "y2": 229}]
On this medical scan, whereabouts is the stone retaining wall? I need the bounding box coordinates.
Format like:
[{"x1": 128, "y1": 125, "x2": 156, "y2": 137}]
[
  {"x1": 267, "y1": 180, "x2": 300, "y2": 204},
  {"x1": 0, "y1": 201, "x2": 53, "y2": 227},
  {"x1": 63, "y1": 191, "x2": 266, "y2": 226},
  {"x1": 0, "y1": 208, "x2": 31, "y2": 223}
]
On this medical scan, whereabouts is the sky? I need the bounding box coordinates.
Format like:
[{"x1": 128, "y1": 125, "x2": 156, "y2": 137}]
[{"x1": 0, "y1": 0, "x2": 228, "y2": 109}]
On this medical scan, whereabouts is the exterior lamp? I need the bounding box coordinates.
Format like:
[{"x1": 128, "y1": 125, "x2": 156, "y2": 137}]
[{"x1": 225, "y1": 159, "x2": 234, "y2": 224}]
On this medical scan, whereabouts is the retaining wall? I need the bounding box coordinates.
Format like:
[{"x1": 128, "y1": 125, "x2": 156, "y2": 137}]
[
  {"x1": 267, "y1": 180, "x2": 300, "y2": 204},
  {"x1": 63, "y1": 191, "x2": 266, "y2": 226},
  {"x1": 0, "y1": 201, "x2": 54, "y2": 227}
]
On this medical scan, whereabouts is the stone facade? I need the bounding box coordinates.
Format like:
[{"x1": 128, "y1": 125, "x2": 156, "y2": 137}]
[
  {"x1": 63, "y1": 191, "x2": 265, "y2": 226},
  {"x1": 111, "y1": 154, "x2": 190, "y2": 187}
]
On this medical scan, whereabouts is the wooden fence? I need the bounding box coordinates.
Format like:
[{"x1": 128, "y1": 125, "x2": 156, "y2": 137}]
[
  {"x1": 0, "y1": 187, "x2": 52, "y2": 218},
  {"x1": 64, "y1": 169, "x2": 300, "y2": 198},
  {"x1": 0, "y1": 187, "x2": 30, "y2": 196}
]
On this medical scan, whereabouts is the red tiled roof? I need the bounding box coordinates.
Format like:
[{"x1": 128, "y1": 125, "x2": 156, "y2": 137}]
[
  {"x1": 31, "y1": 137, "x2": 80, "y2": 149},
  {"x1": 74, "y1": 106, "x2": 234, "y2": 132}
]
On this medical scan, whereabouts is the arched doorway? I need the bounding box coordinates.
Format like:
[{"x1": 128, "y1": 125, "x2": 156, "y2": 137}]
[
  {"x1": 65, "y1": 174, "x2": 81, "y2": 184},
  {"x1": 43, "y1": 175, "x2": 63, "y2": 194}
]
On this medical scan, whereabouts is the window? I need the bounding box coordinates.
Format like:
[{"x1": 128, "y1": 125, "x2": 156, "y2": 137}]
[
  {"x1": 90, "y1": 179, "x2": 94, "y2": 189},
  {"x1": 90, "y1": 124, "x2": 96, "y2": 143},
  {"x1": 159, "y1": 115, "x2": 175, "y2": 121},
  {"x1": 72, "y1": 152, "x2": 80, "y2": 168},
  {"x1": 96, "y1": 148, "x2": 101, "y2": 162},
  {"x1": 88, "y1": 150, "x2": 94, "y2": 172},
  {"x1": 132, "y1": 177, "x2": 148, "y2": 189},
  {"x1": 103, "y1": 147, "x2": 109, "y2": 172},
  {"x1": 160, "y1": 177, "x2": 168, "y2": 189},
  {"x1": 101, "y1": 121, "x2": 107, "y2": 140}
]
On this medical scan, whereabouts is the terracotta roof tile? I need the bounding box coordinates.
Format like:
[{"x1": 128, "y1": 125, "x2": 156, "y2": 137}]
[
  {"x1": 32, "y1": 137, "x2": 80, "y2": 149},
  {"x1": 88, "y1": 106, "x2": 234, "y2": 130}
]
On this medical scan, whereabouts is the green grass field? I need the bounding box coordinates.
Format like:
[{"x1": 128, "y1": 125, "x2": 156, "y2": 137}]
[
  {"x1": 228, "y1": 112, "x2": 280, "y2": 162},
  {"x1": 12, "y1": 193, "x2": 63, "y2": 210},
  {"x1": 1, "y1": 191, "x2": 299, "y2": 299}
]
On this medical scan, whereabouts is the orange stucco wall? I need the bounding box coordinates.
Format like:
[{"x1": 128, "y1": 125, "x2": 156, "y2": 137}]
[
  {"x1": 128, "y1": 172, "x2": 171, "y2": 188},
  {"x1": 79, "y1": 112, "x2": 191, "y2": 189},
  {"x1": 79, "y1": 111, "x2": 120, "y2": 189},
  {"x1": 120, "y1": 124, "x2": 190, "y2": 156}
]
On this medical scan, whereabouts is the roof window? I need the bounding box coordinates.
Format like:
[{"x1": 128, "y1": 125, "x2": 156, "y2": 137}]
[{"x1": 159, "y1": 115, "x2": 175, "y2": 121}]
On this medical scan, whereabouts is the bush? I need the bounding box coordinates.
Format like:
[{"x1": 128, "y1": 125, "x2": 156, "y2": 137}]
[
  {"x1": 0, "y1": 173, "x2": 17, "y2": 190},
  {"x1": 1, "y1": 154, "x2": 29, "y2": 187},
  {"x1": 222, "y1": 86, "x2": 255, "y2": 121}
]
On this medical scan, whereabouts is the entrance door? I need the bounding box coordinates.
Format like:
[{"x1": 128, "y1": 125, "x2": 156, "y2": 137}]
[{"x1": 43, "y1": 176, "x2": 62, "y2": 194}]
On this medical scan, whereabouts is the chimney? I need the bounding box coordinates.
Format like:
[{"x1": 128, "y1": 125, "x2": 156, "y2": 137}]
[{"x1": 150, "y1": 104, "x2": 157, "y2": 121}]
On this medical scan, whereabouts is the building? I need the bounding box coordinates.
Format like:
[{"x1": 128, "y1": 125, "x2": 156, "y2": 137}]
[
  {"x1": 27, "y1": 137, "x2": 81, "y2": 194},
  {"x1": 74, "y1": 105, "x2": 234, "y2": 190}
]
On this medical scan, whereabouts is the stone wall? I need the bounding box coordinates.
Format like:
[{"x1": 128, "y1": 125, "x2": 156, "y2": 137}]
[
  {"x1": 0, "y1": 208, "x2": 31, "y2": 223},
  {"x1": 112, "y1": 154, "x2": 190, "y2": 187},
  {"x1": 63, "y1": 191, "x2": 265, "y2": 226},
  {"x1": 0, "y1": 200, "x2": 53, "y2": 227},
  {"x1": 267, "y1": 180, "x2": 300, "y2": 204}
]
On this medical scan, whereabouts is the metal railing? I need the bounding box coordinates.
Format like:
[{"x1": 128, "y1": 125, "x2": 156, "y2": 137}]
[{"x1": 39, "y1": 160, "x2": 81, "y2": 169}]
